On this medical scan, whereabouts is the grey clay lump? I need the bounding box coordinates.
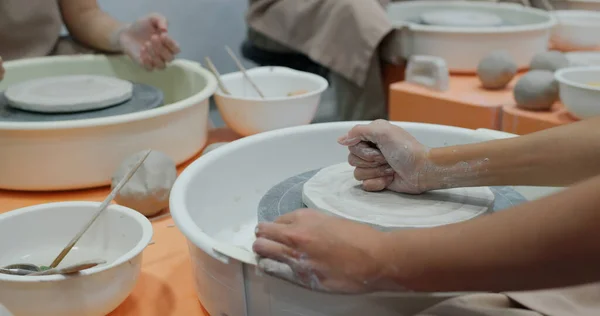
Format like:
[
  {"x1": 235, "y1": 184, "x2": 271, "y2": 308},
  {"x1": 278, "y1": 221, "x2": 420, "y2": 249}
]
[
  {"x1": 513, "y1": 70, "x2": 559, "y2": 111},
  {"x1": 477, "y1": 51, "x2": 518, "y2": 89},
  {"x1": 112, "y1": 150, "x2": 178, "y2": 217},
  {"x1": 529, "y1": 51, "x2": 569, "y2": 72}
]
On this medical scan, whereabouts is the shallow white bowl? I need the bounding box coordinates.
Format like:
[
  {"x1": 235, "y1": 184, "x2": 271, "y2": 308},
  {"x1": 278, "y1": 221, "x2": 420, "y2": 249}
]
[
  {"x1": 0, "y1": 54, "x2": 216, "y2": 191},
  {"x1": 387, "y1": 1, "x2": 555, "y2": 73},
  {"x1": 170, "y1": 121, "x2": 561, "y2": 316},
  {"x1": 555, "y1": 67, "x2": 600, "y2": 119},
  {"x1": 551, "y1": 10, "x2": 600, "y2": 51},
  {"x1": 214, "y1": 66, "x2": 328, "y2": 136},
  {"x1": 0, "y1": 202, "x2": 153, "y2": 316}
]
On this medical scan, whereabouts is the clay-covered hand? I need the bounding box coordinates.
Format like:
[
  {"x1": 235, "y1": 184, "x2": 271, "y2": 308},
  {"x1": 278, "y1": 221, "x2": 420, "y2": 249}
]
[
  {"x1": 338, "y1": 119, "x2": 429, "y2": 194},
  {"x1": 253, "y1": 209, "x2": 398, "y2": 294},
  {"x1": 117, "y1": 13, "x2": 180, "y2": 71},
  {"x1": 0, "y1": 56, "x2": 4, "y2": 81}
]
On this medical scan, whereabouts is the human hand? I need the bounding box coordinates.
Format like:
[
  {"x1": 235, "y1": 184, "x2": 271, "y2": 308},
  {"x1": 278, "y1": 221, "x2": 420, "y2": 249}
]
[
  {"x1": 117, "y1": 13, "x2": 180, "y2": 71},
  {"x1": 253, "y1": 209, "x2": 402, "y2": 294},
  {"x1": 0, "y1": 56, "x2": 4, "y2": 81},
  {"x1": 337, "y1": 119, "x2": 429, "y2": 194}
]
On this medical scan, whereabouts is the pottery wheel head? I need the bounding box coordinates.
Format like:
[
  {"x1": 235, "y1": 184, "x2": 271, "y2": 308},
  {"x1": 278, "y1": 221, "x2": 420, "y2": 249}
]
[
  {"x1": 420, "y1": 10, "x2": 504, "y2": 27},
  {"x1": 257, "y1": 164, "x2": 528, "y2": 231}
]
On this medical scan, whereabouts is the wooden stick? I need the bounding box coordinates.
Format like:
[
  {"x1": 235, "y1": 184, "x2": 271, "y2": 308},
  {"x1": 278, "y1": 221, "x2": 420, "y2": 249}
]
[
  {"x1": 225, "y1": 46, "x2": 265, "y2": 98},
  {"x1": 204, "y1": 57, "x2": 231, "y2": 95},
  {"x1": 48, "y1": 150, "x2": 152, "y2": 268}
]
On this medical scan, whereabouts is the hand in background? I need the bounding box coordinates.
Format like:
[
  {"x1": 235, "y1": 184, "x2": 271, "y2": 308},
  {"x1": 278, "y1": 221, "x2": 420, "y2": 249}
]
[{"x1": 118, "y1": 13, "x2": 180, "y2": 71}]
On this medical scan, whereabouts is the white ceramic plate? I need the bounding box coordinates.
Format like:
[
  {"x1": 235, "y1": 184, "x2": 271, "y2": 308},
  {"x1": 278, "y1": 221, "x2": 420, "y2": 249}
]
[{"x1": 5, "y1": 75, "x2": 133, "y2": 113}]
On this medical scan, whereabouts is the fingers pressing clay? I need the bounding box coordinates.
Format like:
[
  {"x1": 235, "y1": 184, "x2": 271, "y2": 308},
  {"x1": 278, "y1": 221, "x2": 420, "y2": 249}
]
[
  {"x1": 274, "y1": 210, "x2": 299, "y2": 224},
  {"x1": 253, "y1": 238, "x2": 298, "y2": 263},
  {"x1": 353, "y1": 165, "x2": 394, "y2": 181},
  {"x1": 255, "y1": 222, "x2": 294, "y2": 245},
  {"x1": 348, "y1": 153, "x2": 385, "y2": 168},
  {"x1": 258, "y1": 258, "x2": 299, "y2": 283},
  {"x1": 348, "y1": 141, "x2": 385, "y2": 162},
  {"x1": 361, "y1": 176, "x2": 393, "y2": 192}
]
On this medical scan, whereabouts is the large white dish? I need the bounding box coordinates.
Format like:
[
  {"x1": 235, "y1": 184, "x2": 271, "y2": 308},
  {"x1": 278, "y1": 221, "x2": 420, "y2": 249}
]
[
  {"x1": 555, "y1": 66, "x2": 600, "y2": 119},
  {"x1": 387, "y1": 1, "x2": 556, "y2": 73},
  {"x1": 214, "y1": 67, "x2": 328, "y2": 136},
  {"x1": 550, "y1": 10, "x2": 600, "y2": 51},
  {"x1": 0, "y1": 55, "x2": 217, "y2": 191},
  {"x1": 0, "y1": 202, "x2": 153, "y2": 316},
  {"x1": 170, "y1": 121, "x2": 562, "y2": 316}
]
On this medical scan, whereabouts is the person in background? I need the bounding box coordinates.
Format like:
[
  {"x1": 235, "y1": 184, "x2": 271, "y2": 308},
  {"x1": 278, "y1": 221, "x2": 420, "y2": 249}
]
[
  {"x1": 254, "y1": 118, "x2": 600, "y2": 316},
  {"x1": 0, "y1": 0, "x2": 180, "y2": 81},
  {"x1": 246, "y1": 0, "x2": 552, "y2": 122}
]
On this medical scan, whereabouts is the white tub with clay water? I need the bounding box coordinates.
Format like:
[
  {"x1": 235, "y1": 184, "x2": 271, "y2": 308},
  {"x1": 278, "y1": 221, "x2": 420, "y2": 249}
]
[{"x1": 170, "y1": 121, "x2": 561, "y2": 316}]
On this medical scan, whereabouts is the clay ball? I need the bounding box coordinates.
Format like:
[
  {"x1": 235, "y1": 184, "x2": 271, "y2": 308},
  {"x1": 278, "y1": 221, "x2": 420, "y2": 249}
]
[
  {"x1": 529, "y1": 51, "x2": 569, "y2": 72},
  {"x1": 112, "y1": 150, "x2": 177, "y2": 217},
  {"x1": 477, "y1": 51, "x2": 518, "y2": 90},
  {"x1": 513, "y1": 70, "x2": 559, "y2": 111}
]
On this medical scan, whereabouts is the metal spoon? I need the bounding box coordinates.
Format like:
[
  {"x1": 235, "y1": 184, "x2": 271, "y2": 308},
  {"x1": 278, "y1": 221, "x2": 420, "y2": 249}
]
[
  {"x1": 0, "y1": 263, "x2": 41, "y2": 275},
  {"x1": 29, "y1": 259, "x2": 106, "y2": 276},
  {"x1": 0, "y1": 259, "x2": 106, "y2": 276}
]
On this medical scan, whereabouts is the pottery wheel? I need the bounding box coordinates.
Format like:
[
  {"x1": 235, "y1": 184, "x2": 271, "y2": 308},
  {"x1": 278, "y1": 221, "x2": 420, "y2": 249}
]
[
  {"x1": 258, "y1": 164, "x2": 528, "y2": 231},
  {"x1": 5, "y1": 75, "x2": 134, "y2": 113},
  {"x1": 0, "y1": 82, "x2": 163, "y2": 122},
  {"x1": 420, "y1": 10, "x2": 504, "y2": 27}
]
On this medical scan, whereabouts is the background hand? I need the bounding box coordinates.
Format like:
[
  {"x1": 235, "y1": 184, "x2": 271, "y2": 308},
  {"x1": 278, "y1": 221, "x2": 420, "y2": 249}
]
[
  {"x1": 253, "y1": 209, "x2": 391, "y2": 294},
  {"x1": 338, "y1": 120, "x2": 429, "y2": 194},
  {"x1": 118, "y1": 13, "x2": 180, "y2": 70}
]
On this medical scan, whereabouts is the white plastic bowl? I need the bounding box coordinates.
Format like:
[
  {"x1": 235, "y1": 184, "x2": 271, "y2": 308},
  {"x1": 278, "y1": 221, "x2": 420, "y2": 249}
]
[
  {"x1": 170, "y1": 121, "x2": 562, "y2": 316},
  {"x1": 214, "y1": 66, "x2": 328, "y2": 136},
  {"x1": 551, "y1": 10, "x2": 600, "y2": 51},
  {"x1": 0, "y1": 202, "x2": 153, "y2": 316},
  {"x1": 387, "y1": 1, "x2": 555, "y2": 73},
  {"x1": 555, "y1": 67, "x2": 600, "y2": 119},
  {"x1": 0, "y1": 54, "x2": 217, "y2": 191}
]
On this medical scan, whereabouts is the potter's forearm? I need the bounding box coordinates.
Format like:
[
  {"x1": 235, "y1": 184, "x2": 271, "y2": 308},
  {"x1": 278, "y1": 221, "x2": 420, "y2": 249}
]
[
  {"x1": 59, "y1": 0, "x2": 125, "y2": 52},
  {"x1": 420, "y1": 117, "x2": 600, "y2": 190},
  {"x1": 381, "y1": 173, "x2": 600, "y2": 292}
]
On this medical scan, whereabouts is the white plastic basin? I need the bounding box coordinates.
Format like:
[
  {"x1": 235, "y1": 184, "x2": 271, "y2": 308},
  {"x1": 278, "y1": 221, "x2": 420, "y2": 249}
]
[
  {"x1": 170, "y1": 121, "x2": 561, "y2": 316},
  {"x1": 0, "y1": 54, "x2": 216, "y2": 191},
  {"x1": 0, "y1": 202, "x2": 153, "y2": 316},
  {"x1": 387, "y1": 1, "x2": 555, "y2": 73}
]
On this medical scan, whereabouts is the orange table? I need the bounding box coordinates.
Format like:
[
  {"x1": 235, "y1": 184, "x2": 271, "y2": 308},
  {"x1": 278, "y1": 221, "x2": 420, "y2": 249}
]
[
  {"x1": 501, "y1": 102, "x2": 578, "y2": 135},
  {"x1": 388, "y1": 75, "x2": 520, "y2": 130},
  {"x1": 0, "y1": 128, "x2": 241, "y2": 316}
]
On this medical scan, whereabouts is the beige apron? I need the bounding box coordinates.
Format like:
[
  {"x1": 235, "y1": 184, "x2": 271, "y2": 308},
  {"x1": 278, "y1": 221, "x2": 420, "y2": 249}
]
[
  {"x1": 246, "y1": 0, "x2": 552, "y2": 121},
  {"x1": 414, "y1": 283, "x2": 600, "y2": 316},
  {"x1": 0, "y1": 0, "x2": 92, "y2": 61}
]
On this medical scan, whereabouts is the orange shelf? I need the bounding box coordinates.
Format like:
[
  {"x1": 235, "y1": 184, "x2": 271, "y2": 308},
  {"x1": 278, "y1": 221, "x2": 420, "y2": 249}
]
[
  {"x1": 388, "y1": 75, "x2": 519, "y2": 130},
  {"x1": 501, "y1": 102, "x2": 578, "y2": 135}
]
